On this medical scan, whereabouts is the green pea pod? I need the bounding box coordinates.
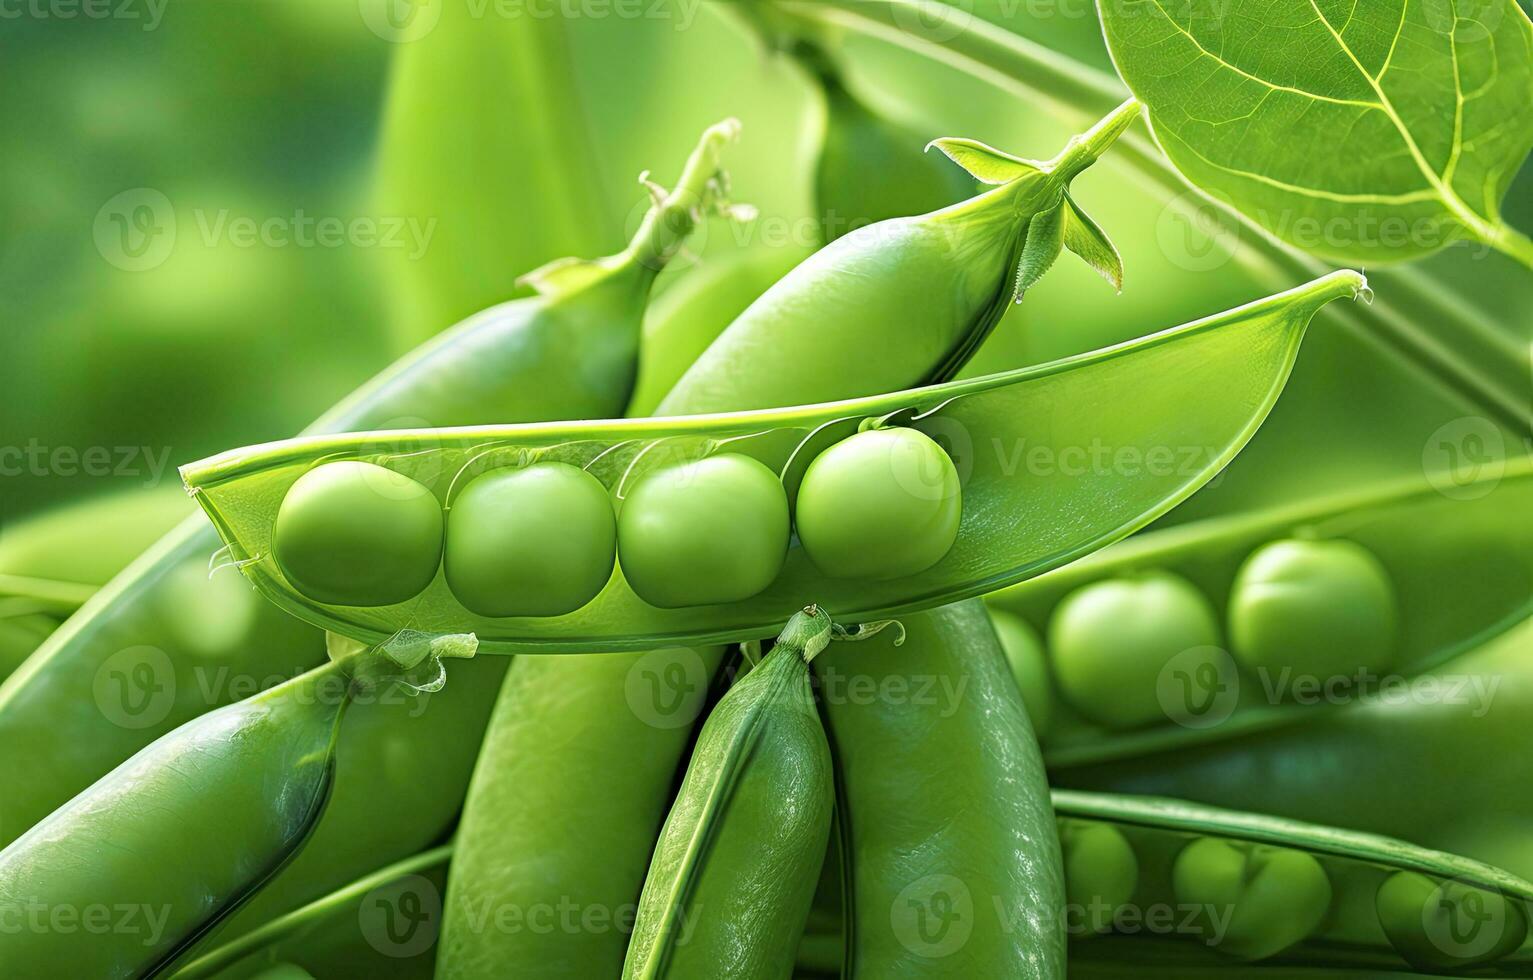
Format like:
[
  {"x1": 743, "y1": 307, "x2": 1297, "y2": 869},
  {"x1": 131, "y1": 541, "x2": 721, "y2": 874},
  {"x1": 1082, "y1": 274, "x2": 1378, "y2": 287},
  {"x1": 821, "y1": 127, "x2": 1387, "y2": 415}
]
[
  {"x1": 815, "y1": 599, "x2": 1064, "y2": 977},
  {"x1": 660, "y1": 100, "x2": 1141, "y2": 417},
  {"x1": 623, "y1": 606, "x2": 836, "y2": 980},
  {"x1": 181, "y1": 271, "x2": 1365, "y2": 653},
  {"x1": 0, "y1": 660, "x2": 353, "y2": 978},
  {"x1": 629, "y1": 242, "x2": 813, "y2": 417},
  {"x1": 1053, "y1": 790, "x2": 1533, "y2": 974},
  {"x1": 983, "y1": 459, "x2": 1533, "y2": 767}
]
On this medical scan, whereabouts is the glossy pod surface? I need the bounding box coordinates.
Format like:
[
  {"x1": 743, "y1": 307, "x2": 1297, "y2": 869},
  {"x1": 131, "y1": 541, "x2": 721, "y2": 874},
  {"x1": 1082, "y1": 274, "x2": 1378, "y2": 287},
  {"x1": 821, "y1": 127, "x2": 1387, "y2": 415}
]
[
  {"x1": 1053, "y1": 791, "x2": 1533, "y2": 974},
  {"x1": 182, "y1": 272, "x2": 1366, "y2": 654},
  {"x1": 816, "y1": 599, "x2": 1064, "y2": 977},
  {"x1": 984, "y1": 458, "x2": 1533, "y2": 768},
  {"x1": 623, "y1": 613, "x2": 833, "y2": 980},
  {"x1": 0, "y1": 661, "x2": 350, "y2": 978}
]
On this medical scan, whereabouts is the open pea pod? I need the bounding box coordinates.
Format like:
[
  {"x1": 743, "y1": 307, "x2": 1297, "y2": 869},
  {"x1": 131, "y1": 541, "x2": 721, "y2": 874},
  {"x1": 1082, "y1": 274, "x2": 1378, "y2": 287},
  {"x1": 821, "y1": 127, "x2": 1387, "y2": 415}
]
[
  {"x1": 985, "y1": 458, "x2": 1533, "y2": 768},
  {"x1": 181, "y1": 272, "x2": 1365, "y2": 654},
  {"x1": 1056, "y1": 790, "x2": 1533, "y2": 975}
]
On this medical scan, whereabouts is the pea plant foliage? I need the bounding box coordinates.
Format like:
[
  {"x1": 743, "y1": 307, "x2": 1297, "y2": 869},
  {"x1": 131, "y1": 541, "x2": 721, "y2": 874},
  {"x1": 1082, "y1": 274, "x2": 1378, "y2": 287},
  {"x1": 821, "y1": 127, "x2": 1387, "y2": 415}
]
[{"x1": 1099, "y1": 0, "x2": 1533, "y2": 267}]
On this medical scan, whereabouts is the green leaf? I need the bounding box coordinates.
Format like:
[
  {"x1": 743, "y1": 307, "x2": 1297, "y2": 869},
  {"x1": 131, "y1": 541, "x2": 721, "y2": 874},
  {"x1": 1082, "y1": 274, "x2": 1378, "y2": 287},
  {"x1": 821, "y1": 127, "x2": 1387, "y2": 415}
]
[
  {"x1": 1099, "y1": 0, "x2": 1533, "y2": 268},
  {"x1": 1013, "y1": 198, "x2": 1067, "y2": 300},
  {"x1": 925, "y1": 136, "x2": 1043, "y2": 184},
  {"x1": 1061, "y1": 192, "x2": 1124, "y2": 291}
]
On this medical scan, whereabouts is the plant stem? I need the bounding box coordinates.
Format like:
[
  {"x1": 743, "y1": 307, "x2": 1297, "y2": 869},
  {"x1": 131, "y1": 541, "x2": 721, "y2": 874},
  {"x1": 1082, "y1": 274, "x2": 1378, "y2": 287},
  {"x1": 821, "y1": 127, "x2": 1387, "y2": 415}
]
[
  {"x1": 624, "y1": 118, "x2": 744, "y2": 271},
  {"x1": 166, "y1": 843, "x2": 454, "y2": 980},
  {"x1": 765, "y1": 0, "x2": 1530, "y2": 431}
]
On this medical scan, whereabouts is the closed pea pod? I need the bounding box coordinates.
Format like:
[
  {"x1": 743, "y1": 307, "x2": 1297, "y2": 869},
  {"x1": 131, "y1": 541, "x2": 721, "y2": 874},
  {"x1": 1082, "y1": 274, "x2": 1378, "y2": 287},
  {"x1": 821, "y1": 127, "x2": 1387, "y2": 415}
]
[
  {"x1": 987, "y1": 607, "x2": 1055, "y2": 740},
  {"x1": 0, "y1": 656, "x2": 365, "y2": 978},
  {"x1": 815, "y1": 599, "x2": 1064, "y2": 977},
  {"x1": 623, "y1": 605, "x2": 840, "y2": 980}
]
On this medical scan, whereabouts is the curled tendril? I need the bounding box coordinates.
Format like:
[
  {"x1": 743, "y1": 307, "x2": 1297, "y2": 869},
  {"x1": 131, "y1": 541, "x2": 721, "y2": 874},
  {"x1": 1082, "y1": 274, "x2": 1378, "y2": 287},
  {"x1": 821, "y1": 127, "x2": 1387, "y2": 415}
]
[{"x1": 831, "y1": 618, "x2": 906, "y2": 647}]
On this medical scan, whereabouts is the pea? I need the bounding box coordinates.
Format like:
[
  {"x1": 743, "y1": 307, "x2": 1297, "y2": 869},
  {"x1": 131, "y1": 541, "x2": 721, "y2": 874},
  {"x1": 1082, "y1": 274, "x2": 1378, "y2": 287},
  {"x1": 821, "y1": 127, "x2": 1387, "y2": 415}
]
[
  {"x1": 1171, "y1": 837, "x2": 1331, "y2": 960},
  {"x1": 1376, "y1": 870, "x2": 1529, "y2": 970},
  {"x1": 1229, "y1": 538, "x2": 1397, "y2": 685},
  {"x1": 617, "y1": 453, "x2": 788, "y2": 608},
  {"x1": 1048, "y1": 572, "x2": 1222, "y2": 729},
  {"x1": 988, "y1": 608, "x2": 1055, "y2": 738},
  {"x1": 273, "y1": 461, "x2": 443, "y2": 607},
  {"x1": 1061, "y1": 821, "x2": 1138, "y2": 938},
  {"x1": 444, "y1": 463, "x2": 616, "y2": 617},
  {"x1": 794, "y1": 427, "x2": 961, "y2": 581}
]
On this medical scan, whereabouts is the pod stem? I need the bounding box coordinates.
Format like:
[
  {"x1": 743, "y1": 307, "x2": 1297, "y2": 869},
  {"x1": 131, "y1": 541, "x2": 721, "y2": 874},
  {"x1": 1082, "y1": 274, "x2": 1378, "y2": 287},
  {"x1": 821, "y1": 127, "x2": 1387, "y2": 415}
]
[
  {"x1": 624, "y1": 118, "x2": 753, "y2": 272},
  {"x1": 777, "y1": 605, "x2": 906, "y2": 664},
  {"x1": 1046, "y1": 98, "x2": 1141, "y2": 184}
]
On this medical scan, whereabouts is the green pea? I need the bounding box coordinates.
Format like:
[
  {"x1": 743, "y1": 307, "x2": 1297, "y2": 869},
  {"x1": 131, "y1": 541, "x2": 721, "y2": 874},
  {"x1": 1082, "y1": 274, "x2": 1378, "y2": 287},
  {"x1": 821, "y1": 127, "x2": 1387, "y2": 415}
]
[
  {"x1": 1376, "y1": 871, "x2": 1529, "y2": 970},
  {"x1": 988, "y1": 608, "x2": 1055, "y2": 738},
  {"x1": 1171, "y1": 837, "x2": 1331, "y2": 960},
  {"x1": 794, "y1": 427, "x2": 961, "y2": 581},
  {"x1": 1229, "y1": 538, "x2": 1397, "y2": 685},
  {"x1": 1048, "y1": 572, "x2": 1222, "y2": 729},
  {"x1": 444, "y1": 463, "x2": 616, "y2": 617},
  {"x1": 273, "y1": 461, "x2": 443, "y2": 607},
  {"x1": 617, "y1": 453, "x2": 788, "y2": 608},
  {"x1": 1061, "y1": 821, "x2": 1138, "y2": 938}
]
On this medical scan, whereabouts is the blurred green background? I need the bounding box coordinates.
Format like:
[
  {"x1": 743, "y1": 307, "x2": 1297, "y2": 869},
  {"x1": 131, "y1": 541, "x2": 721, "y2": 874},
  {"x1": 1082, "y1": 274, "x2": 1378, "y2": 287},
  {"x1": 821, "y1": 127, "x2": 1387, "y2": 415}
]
[{"x1": 3, "y1": 0, "x2": 1528, "y2": 539}]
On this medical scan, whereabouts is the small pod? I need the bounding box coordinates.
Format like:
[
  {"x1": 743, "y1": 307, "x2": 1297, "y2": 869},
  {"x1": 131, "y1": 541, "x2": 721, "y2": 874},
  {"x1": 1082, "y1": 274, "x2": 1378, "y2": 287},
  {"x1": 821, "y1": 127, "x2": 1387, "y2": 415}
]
[
  {"x1": 623, "y1": 607, "x2": 835, "y2": 980},
  {"x1": 0, "y1": 660, "x2": 352, "y2": 978},
  {"x1": 816, "y1": 599, "x2": 1065, "y2": 977}
]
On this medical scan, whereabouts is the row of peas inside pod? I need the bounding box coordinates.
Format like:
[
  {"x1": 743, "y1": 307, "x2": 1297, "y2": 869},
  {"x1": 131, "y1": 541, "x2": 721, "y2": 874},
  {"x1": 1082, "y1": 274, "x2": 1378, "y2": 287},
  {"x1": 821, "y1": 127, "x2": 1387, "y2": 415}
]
[
  {"x1": 266, "y1": 423, "x2": 961, "y2": 616},
  {"x1": 179, "y1": 270, "x2": 1369, "y2": 652},
  {"x1": 984, "y1": 457, "x2": 1533, "y2": 753},
  {"x1": 1053, "y1": 791, "x2": 1533, "y2": 973}
]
